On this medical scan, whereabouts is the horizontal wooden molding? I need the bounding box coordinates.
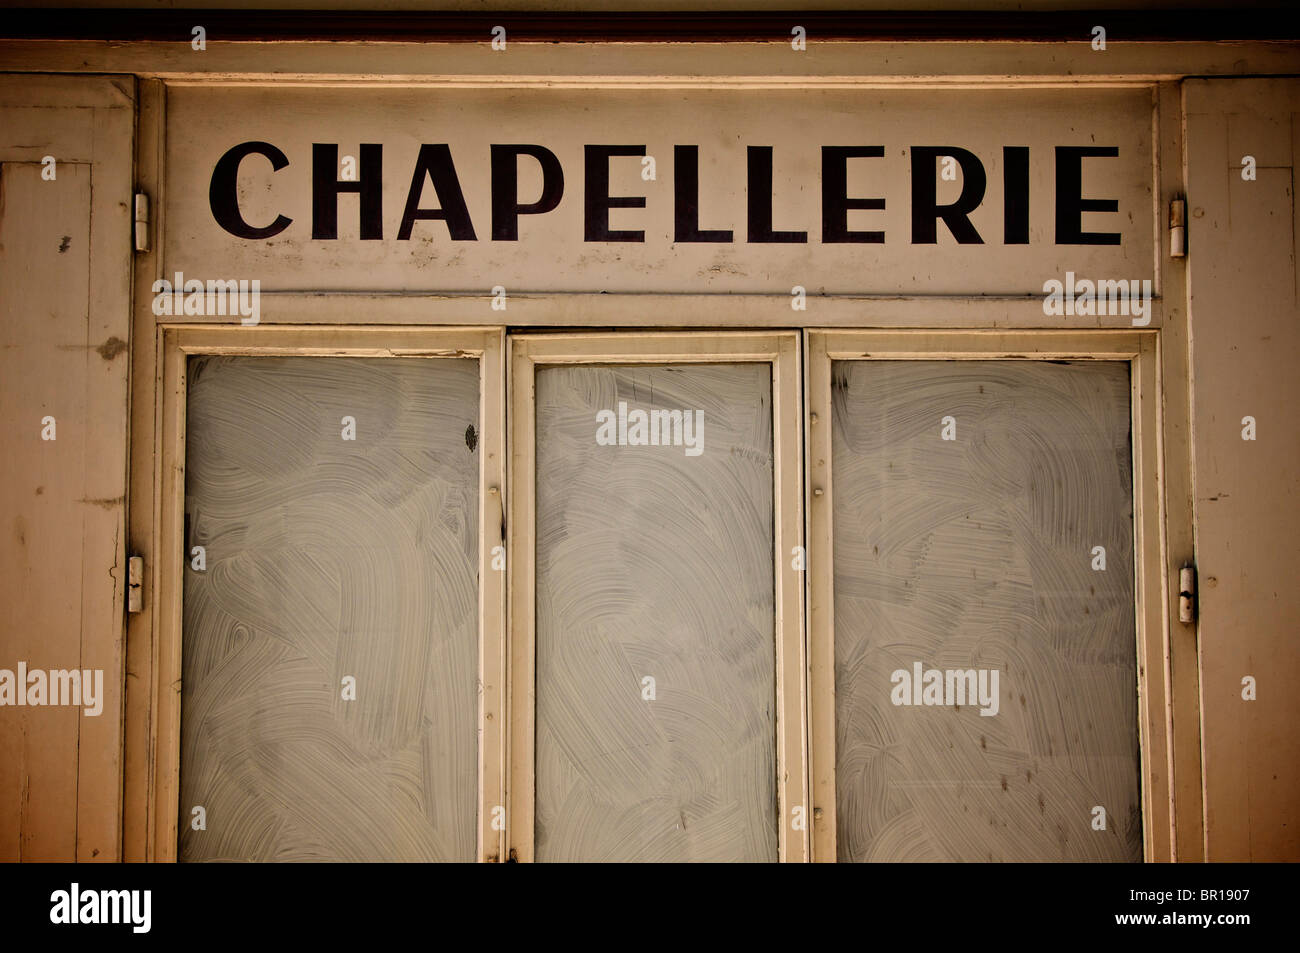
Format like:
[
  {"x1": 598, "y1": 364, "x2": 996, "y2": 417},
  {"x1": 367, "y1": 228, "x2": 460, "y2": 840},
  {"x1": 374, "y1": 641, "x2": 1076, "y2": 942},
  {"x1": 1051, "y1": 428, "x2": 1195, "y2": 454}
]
[{"x1": 3, "y1": 9, "x2": 1299, "y2": 42}]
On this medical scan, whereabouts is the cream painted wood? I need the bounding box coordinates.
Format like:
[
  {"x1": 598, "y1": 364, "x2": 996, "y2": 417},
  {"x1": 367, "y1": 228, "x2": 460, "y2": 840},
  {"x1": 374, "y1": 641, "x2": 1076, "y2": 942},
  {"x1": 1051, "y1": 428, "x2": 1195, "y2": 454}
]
[
  {"x1": 162, "y1": 85, "x2": 1152, "y2": 297},
  {"x1": 478, "y1": 331, "x2": 508, "y2": 864},
  {"x1": 1151, "y1": 81, "x2": 1197, "y2": 863},
  {"x1": 807, "y1": 329, "x2": 1171, "y2": 861},
  {"x1": 7, "y1": 47, "x2": 1245, "y2": 864},
  {"x1": 149, "y1": 326, "x2": 506, "y2": 861},
  {"x1": 509, "y1": 332, "x2": 807, "y2": 862},
  {"x1": 1184, "y1": 78, "x2": 1300, "y2": 862},
  {"x1": 0, "y1": 162, "x2": 91, "y2": 862},
  {"x1": 146, "y1": 293, "x2": 1164, "y2": 330},
  {"x1": 1131, "y1": 330, "x2": 1179, "y2": 863},
  {"x1": 123, "y1": 78, "x2": 166, "y2": 862},
  {"x1": 0, "y1": 75, "x2": 134, "y2": 862}
]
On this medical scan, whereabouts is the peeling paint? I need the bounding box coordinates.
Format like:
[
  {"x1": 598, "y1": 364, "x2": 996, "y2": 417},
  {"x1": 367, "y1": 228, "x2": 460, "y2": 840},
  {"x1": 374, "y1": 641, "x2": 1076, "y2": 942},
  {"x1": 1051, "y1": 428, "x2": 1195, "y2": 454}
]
[{"x1": 76, "y1": 497, "x2": 124, "y2": 510}]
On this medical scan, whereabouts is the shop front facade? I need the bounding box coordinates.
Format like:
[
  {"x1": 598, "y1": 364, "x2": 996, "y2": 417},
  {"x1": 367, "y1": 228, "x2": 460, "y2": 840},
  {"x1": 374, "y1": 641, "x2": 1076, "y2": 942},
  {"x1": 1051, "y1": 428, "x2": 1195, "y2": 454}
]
[{"x1": 1, "y1": 9, "x2": 1297, "y2": 862}]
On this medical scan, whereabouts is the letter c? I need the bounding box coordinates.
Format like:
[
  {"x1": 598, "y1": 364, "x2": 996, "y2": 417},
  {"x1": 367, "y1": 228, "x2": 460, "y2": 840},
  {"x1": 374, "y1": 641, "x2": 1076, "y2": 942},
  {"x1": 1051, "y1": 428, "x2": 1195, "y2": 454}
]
[{"x1": 209, "y1": 141, "x2": 293, "y2": 239}]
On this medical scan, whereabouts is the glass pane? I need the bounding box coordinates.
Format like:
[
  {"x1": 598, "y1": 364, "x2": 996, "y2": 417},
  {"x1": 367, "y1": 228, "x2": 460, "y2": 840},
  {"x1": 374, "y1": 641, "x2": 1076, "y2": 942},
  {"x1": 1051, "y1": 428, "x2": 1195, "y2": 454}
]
[
  {"x1": 831, "y1": 360, "x2": 1141, "y2": 862},
  {"x1": 534, "y1": 363, "x2": 777, "y2": 862},
  {"x1": 179, "y1": 356, "x2": 479, "y2": 861}
]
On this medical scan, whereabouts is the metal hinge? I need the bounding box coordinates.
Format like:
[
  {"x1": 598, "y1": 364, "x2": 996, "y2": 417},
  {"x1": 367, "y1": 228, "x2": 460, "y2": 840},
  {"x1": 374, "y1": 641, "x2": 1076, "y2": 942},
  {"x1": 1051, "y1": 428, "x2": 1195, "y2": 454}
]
[
  {"x1": 127, "y1": 556, "x2": 144, "y2": 613},
  {"x1": 133, "y1": 193, "x2": 150, "y2": 253},
  {"x1": 1178, "y1": 564, "x2": 1196, "y2": 624},
  {"x1": 1169, "y1": 197, "x2": 1187, "y2": 259}
]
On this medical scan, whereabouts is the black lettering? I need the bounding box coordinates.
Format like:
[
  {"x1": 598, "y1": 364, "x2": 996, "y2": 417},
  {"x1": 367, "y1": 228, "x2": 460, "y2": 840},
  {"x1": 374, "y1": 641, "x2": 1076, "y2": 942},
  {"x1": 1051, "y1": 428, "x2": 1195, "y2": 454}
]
[
  {"x1": 584, "y1": 145, "x2": 646, "y2": 242},
  {"x1": 822, "y1": 146, "x2": 885, "y2": 243},
  {"x1": 209, "y1": 141, "x2": 292, "y2": 239},
  {"x1": 312, "y1": 143, "x2": 383, "y2": 240},
  {"x1": 747, "y1": 146, "x2": 807, "y2": 243},
  {"x1": 674, "y1": 146, "x2": 733, "y2": 243},
  {"x1": 397, "y1": 144, "x2": 477, "y2": 241},
  {"x1": 911, "y1": 147, "x2": 986, "y2": 244},
  {"x1": 491, "y1": 144, "x2": 564, "y2": 241},
  {"x1": 1003, "y1": 146, "x2": 1030, "y2": 245},
  {"x1": 1055, "y1": 146, "x2": 1120, "y2": 245}
]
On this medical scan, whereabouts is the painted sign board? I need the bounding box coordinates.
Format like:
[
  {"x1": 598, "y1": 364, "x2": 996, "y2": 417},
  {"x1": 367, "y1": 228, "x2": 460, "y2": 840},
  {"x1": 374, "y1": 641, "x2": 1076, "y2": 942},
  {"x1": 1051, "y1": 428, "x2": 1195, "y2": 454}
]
[{"x1": 165, "y1": 86, "x2": 1154, "y2": 296}]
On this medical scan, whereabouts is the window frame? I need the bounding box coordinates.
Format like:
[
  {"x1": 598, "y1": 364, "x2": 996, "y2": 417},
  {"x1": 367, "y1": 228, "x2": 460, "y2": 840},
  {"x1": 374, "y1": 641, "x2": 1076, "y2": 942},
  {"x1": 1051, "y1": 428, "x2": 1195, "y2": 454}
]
[
  {"x1": 132, "y1": 324, "x2": 1180, "y2": 862},
  {"x1": 507, "y1": 331, "x2": 809, "y2": 862},
  {"x1": 805, "y1": 328, "x2": 1174, "y2": 862},
  {"x1": 140, "y1": 324, "x2": 507, "y2": 862}
]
